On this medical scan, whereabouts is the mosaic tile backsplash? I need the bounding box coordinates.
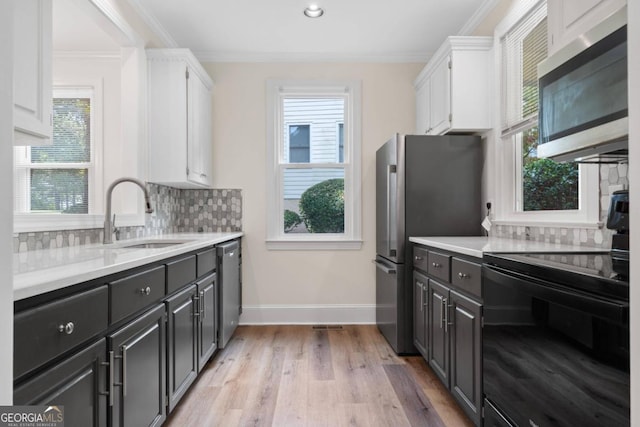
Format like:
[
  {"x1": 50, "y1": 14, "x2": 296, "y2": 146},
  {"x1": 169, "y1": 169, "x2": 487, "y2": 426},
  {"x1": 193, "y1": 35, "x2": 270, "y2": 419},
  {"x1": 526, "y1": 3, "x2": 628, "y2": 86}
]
[
  {"x1": 13, "y1": 183, "x2": 242, "y2": 253},
  {"x1": 492, "y1": 163, "x2": 628, "y2": 248}
]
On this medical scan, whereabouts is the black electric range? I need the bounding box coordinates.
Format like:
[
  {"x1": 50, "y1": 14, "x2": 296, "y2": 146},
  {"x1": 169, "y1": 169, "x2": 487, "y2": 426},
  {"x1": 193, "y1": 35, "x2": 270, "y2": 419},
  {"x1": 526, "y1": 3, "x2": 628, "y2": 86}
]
[
  {"x1": 482, "y1": 190, "x2": 631, "y2": 426},
  {"x1": 483, "y1": 250, "x2": 629, "y2": 300},
  {"x1": 482, "y1": 250, "x2": 630, "y2": 427}
]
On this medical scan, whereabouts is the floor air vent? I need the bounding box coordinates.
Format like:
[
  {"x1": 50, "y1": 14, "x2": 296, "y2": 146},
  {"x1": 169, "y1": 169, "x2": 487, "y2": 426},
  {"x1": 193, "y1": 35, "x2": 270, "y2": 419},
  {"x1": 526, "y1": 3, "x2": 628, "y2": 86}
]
[{"x1": 312, "y1": 325, "x2": 344, "y2": 330}]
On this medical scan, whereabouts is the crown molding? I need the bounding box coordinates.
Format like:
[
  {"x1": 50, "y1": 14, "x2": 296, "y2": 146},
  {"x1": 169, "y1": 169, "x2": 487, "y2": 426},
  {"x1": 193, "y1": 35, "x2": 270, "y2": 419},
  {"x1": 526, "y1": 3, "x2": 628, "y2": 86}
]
[
  {"x1": 124, "y1": 0, "x2": 178, "y2": 48},
  {"x1": 458, "y1": 0, "x2": 501, "y2": 35},
  {"x1": 193, "y1": 50, "x2": 430, "y2": 64}
]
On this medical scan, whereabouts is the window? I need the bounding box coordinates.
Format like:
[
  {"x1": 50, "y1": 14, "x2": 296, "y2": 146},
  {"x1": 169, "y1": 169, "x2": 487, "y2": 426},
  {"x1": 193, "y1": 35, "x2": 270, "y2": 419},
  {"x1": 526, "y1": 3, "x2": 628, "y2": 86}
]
[
  {"x1": 14, "y1": 86, "x2": 104, "y2": 230},
  {"x1": 496, "y1": 1, "x2": 598, "y2": 225},
  {"x1": 288, "y1": 124, "x2": 310, "y2": 163},
  {"x1": 266, "y1": 80, "x2": 362, "y2": 249}
]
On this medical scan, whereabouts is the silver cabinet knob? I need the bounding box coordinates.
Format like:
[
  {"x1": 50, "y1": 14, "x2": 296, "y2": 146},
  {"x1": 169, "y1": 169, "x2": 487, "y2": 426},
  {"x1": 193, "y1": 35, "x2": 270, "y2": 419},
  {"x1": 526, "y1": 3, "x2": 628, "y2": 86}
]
[
  {"x1": 139, "y1": 286, "x2": 151, "y2": 296},
  {"x1": 432, "y1": 262, "x2": 441, "y2": 268},
  {"x1": 458, "y1": 272, "x2": 470, "y2": 279},
  {"x1": 415, "y1": 256, "x2": 423, "y2": 261},
  {"x1": 58, "y1": 322, "x2": 75, "y2": 335}
]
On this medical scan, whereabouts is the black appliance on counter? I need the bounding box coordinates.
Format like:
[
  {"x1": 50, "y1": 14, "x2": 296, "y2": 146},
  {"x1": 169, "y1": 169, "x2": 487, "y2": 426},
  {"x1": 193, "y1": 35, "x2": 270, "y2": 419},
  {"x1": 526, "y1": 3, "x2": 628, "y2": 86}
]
[
  {"x1": 482, "y1": 190, "x2": 630, "y2": 426},
  {"x1": 375, "y1": 134, "x2": 482, "y2": 354}
]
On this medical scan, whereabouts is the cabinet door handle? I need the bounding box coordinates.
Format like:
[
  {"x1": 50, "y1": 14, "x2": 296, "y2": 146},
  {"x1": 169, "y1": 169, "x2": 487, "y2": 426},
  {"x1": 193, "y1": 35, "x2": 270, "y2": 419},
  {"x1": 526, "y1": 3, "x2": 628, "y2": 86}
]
[
  {"x1": 443, "y1": 298, "x2": 449, "y2": 333},
  {"x1": 100, "y1": 351, "x2": 115, "y2": 407},
  {"x1": 432, "y1": 262, "x2": 441, "y2": 269},
  {"x1": 139, "y1": 286, "x2": 151, "y2": 296},
  {"x1": 121, "y1": 345, "x2": 128, "y2": 397},
  {"x1": 458, "y1": 272, "x2": 470, "y2": 279},
  {"x1": 193, "y1": 294, "x2": 200, "y2": 317},
  {"x1": 114, "y1": 346, "x2": 127, "y2": 398},
  {"x1": 414, "y1": 255, "x2": 423, "y2": 261},
  {"x1": 200, "y1": 290, "x2": 205, "y2": 321},
  {"x1": 58, "y1": 322, "x2": 75, "y2": 335}
]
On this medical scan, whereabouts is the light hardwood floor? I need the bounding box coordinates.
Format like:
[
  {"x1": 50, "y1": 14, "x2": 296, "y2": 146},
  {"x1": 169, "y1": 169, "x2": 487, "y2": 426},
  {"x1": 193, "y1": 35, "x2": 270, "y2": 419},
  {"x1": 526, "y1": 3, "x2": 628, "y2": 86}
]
[{"x1": 165, "y1": 325, "x2": 473, "y2": 427}]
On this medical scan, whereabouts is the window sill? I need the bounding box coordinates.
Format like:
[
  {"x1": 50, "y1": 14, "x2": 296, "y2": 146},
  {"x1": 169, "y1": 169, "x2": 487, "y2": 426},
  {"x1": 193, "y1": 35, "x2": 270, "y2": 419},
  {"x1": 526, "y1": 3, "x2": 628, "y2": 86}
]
[
  {"x1": 266, "y1": 239, "x2": 362, "y2": 251},
  {"x1": 14, "y1": 213, "x2": 146, "y2": 233}
]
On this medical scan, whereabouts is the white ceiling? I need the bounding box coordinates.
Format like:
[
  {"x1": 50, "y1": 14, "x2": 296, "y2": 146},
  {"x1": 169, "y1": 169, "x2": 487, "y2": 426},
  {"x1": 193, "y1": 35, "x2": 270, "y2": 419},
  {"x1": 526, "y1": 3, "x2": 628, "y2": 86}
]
[
  {"x1": 127, "y1": 0, "x2": 500, "y2": 62},
  {"x1": 53, "y1": 0, "x2": 121, "y2": 52}
]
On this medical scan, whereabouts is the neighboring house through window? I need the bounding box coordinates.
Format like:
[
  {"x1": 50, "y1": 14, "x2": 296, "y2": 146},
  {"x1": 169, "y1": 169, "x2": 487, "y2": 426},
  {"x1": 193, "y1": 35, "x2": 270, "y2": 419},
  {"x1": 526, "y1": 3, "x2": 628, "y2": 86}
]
[
  {"x1": 495, "y1": 0, "x2": 598, "y2": 225},
  {"x1": 267, "y1": 80, "x2": 362, "y2": 249}
]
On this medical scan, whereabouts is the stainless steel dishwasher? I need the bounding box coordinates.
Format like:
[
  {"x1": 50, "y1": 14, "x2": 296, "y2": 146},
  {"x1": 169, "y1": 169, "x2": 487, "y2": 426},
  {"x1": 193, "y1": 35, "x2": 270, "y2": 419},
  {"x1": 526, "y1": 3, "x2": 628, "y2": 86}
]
[{"x1": 218, "y1": 240, "x2": 241, "y2": 348}]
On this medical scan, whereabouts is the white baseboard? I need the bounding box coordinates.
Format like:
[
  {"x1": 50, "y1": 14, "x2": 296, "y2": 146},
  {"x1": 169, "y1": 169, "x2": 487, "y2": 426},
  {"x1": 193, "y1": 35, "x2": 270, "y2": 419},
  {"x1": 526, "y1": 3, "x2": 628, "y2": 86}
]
[{"x1": 239, "y1": 304, "x2": 376, "y2": 325}]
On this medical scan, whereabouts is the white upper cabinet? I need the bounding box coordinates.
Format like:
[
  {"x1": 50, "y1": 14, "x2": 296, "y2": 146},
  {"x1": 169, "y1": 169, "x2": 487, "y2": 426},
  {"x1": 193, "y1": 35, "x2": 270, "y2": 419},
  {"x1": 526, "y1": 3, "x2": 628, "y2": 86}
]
[
  {"x1": 415, "y1": 77, "x2": 430, "y2": 136},
  {"x1": 547, "y1": 0, "x2": 626, "y2": 55},
  {"x1": 13, "y1": 0, "x2": 53, "y2": 146},
  {"x1": 414, "y1": 37, "x2": 493, "y2": 135},
  {"x1": 147, "y1": 49, "x2": 213, "y2": 188},
  {"x1": 428, "y1": 56, "x2": 452, "y2": 135}
]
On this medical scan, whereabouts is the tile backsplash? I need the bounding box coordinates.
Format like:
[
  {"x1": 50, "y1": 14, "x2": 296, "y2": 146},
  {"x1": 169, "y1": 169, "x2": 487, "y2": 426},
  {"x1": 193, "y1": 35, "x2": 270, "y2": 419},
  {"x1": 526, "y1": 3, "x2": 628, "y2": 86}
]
[
  {"x1": 13, "y1": 183, "x2": 242, "y2": 253},
  {"x1": 492, "y1": 163, "x2": 628, "y2": 248}
]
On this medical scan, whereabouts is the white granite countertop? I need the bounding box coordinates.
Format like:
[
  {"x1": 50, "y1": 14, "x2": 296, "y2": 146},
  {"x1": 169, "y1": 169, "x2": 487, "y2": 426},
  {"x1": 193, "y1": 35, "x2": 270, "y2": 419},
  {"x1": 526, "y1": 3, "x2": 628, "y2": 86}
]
[
  {"x1": 14, "y1": 232, "x2": 243, "y2": 301},
  {"x1": 409, "y1": 236, "x2": 606, "y2": 259}
]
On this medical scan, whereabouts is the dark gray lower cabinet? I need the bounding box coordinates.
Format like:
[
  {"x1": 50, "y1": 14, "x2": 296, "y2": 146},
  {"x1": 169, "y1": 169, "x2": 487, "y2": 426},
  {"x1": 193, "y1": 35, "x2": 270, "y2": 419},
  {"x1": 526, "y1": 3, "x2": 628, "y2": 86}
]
[
  {"x1": 428, "y1": 279, "x2": 449, "y2": 386},
  {"x1": 450, "y1": 290, "x2": 482, "y2": 425},
  {"x1": 428, "y1": 278, "x2": 482, "y2": 426},
  {"x1": 166, "y1": 285, "x2": 198, "y2": 412},
  {"x1": 413, "y1": 271, "x2": 428, "y2": 357},
  {"x1": 197, "y1": 272, "x2": 217, "y2": 371},
  {"x1": 14, "y1": 339, "x2": 108, "y2": 427},
  {"x1": 108, "y1": 304, "x2": 166, "y2": 427},
  {"x1": 14, "y1": 241, "x2": 237, "y2": 427}
]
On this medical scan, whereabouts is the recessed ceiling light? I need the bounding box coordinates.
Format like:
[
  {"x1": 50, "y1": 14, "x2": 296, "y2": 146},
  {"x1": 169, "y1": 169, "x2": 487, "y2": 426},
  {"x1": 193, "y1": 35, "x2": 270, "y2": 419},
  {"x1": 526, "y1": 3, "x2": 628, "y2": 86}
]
[{"x1": 304, "y1": 4, "x2": 324, "y2": 18}]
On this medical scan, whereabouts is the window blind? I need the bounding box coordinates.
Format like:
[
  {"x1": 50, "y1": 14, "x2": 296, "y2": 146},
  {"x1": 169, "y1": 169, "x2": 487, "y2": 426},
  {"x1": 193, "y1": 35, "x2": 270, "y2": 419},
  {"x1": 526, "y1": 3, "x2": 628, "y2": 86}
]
[{"x1": 501, "y1": 2, "x2": 547, "y2": 135}]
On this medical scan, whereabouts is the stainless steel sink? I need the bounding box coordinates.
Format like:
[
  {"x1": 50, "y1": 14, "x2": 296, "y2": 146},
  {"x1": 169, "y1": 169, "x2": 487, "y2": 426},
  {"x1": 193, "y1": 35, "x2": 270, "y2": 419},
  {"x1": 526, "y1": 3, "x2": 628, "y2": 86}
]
[{"x1": 113, "y1": 239, "x2": 193, "y2": 249}]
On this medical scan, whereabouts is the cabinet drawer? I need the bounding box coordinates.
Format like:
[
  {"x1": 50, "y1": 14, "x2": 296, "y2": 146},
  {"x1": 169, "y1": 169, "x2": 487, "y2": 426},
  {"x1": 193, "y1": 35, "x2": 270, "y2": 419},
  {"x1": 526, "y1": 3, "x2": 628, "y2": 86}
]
[
  {"x1": 110, "y1": 265, "x2": 166, "y2": 324},
  {"x1": 167, "y1": 255, "x2": 197, "y2": 294},
  {"x1": 196, "y1": 248, "x2": 216, "y2": 277},
  {"x1": 428, "y1": 251, "x2": 451, "y2": 282},
  {"x1": 413, "y1": 246, "x2": 429, "y2": 273},
  {"x1": 14, "y1": 286, "x2": 109, "y2": 380},
  {"x1": 451, "y1": 258, "x2": 481, "y2": 298}
]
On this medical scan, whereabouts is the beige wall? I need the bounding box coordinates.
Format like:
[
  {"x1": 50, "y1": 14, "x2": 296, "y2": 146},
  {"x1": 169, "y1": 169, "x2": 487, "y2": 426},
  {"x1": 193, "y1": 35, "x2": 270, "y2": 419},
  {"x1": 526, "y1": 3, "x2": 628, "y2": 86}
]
[{"x1": 203, "y1": 62, "x2": 423, "y2": 322}]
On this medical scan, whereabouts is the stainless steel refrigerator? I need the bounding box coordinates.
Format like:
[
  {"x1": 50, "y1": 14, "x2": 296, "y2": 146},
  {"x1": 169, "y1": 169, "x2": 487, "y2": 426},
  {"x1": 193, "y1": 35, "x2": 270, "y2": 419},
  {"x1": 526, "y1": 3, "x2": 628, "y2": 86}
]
[{"x1": 375, "y1": 134, "x2": 482, "y2": 354}]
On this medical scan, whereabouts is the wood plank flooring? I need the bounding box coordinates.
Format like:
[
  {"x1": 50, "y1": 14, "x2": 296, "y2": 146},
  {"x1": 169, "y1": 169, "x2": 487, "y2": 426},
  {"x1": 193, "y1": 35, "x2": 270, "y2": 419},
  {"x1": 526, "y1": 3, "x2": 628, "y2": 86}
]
[{"x1": 165, "y1": 325, "x2": 473, "y2": 427}]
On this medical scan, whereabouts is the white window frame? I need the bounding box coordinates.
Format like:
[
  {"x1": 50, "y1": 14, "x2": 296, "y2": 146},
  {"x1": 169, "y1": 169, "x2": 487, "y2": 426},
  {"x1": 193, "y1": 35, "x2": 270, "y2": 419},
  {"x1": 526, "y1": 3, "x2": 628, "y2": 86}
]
[
  {"x1": 266, "y1": 79, "x2": 362, "y2": 250},
  {"x1": 14, "y1": 82, "x2": 105, "y2": 232},
  {"x1": 493, "y1": 0, "x2": 600, "y2": 228}
]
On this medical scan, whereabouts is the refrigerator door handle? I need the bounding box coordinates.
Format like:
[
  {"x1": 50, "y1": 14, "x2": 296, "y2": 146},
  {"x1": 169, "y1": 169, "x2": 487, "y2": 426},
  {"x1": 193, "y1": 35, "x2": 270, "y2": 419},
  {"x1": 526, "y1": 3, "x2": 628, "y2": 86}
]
[
  {"x1": 372, "y1": 259, "x2": 397, "y2": 275},
  {"x1": 387, "y1": 164, "x2": 397, "y2": 258}
]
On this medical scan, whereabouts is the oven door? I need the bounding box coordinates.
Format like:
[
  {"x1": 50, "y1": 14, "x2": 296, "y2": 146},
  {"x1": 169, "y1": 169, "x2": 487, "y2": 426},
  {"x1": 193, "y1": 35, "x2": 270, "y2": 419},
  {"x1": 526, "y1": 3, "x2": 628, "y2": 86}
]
[{"x1": 482, "y1": 265, "x2": 629, "y2": 427}]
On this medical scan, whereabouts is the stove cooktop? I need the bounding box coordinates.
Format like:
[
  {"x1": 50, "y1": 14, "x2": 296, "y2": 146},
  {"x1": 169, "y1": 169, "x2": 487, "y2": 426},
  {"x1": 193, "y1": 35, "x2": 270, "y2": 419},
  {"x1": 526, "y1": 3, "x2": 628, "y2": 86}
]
[{"x1": 483, "y1": 251, "x2": 629, "y2": 301}]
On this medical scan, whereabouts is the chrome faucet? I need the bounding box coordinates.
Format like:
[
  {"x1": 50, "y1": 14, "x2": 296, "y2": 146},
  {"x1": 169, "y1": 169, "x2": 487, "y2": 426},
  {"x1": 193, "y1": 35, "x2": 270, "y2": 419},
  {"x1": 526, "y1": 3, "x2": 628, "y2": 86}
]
[{"x1": 104, "y1": 177, "x2": 153, "y2": 244}]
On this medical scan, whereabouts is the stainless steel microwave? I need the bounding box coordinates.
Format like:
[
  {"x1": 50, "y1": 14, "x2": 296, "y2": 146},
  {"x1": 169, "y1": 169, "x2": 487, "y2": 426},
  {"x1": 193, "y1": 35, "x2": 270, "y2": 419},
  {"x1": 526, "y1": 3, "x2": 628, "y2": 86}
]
[{"x1": 537, "y1": 6, "x2": 627, "y2": 162}]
